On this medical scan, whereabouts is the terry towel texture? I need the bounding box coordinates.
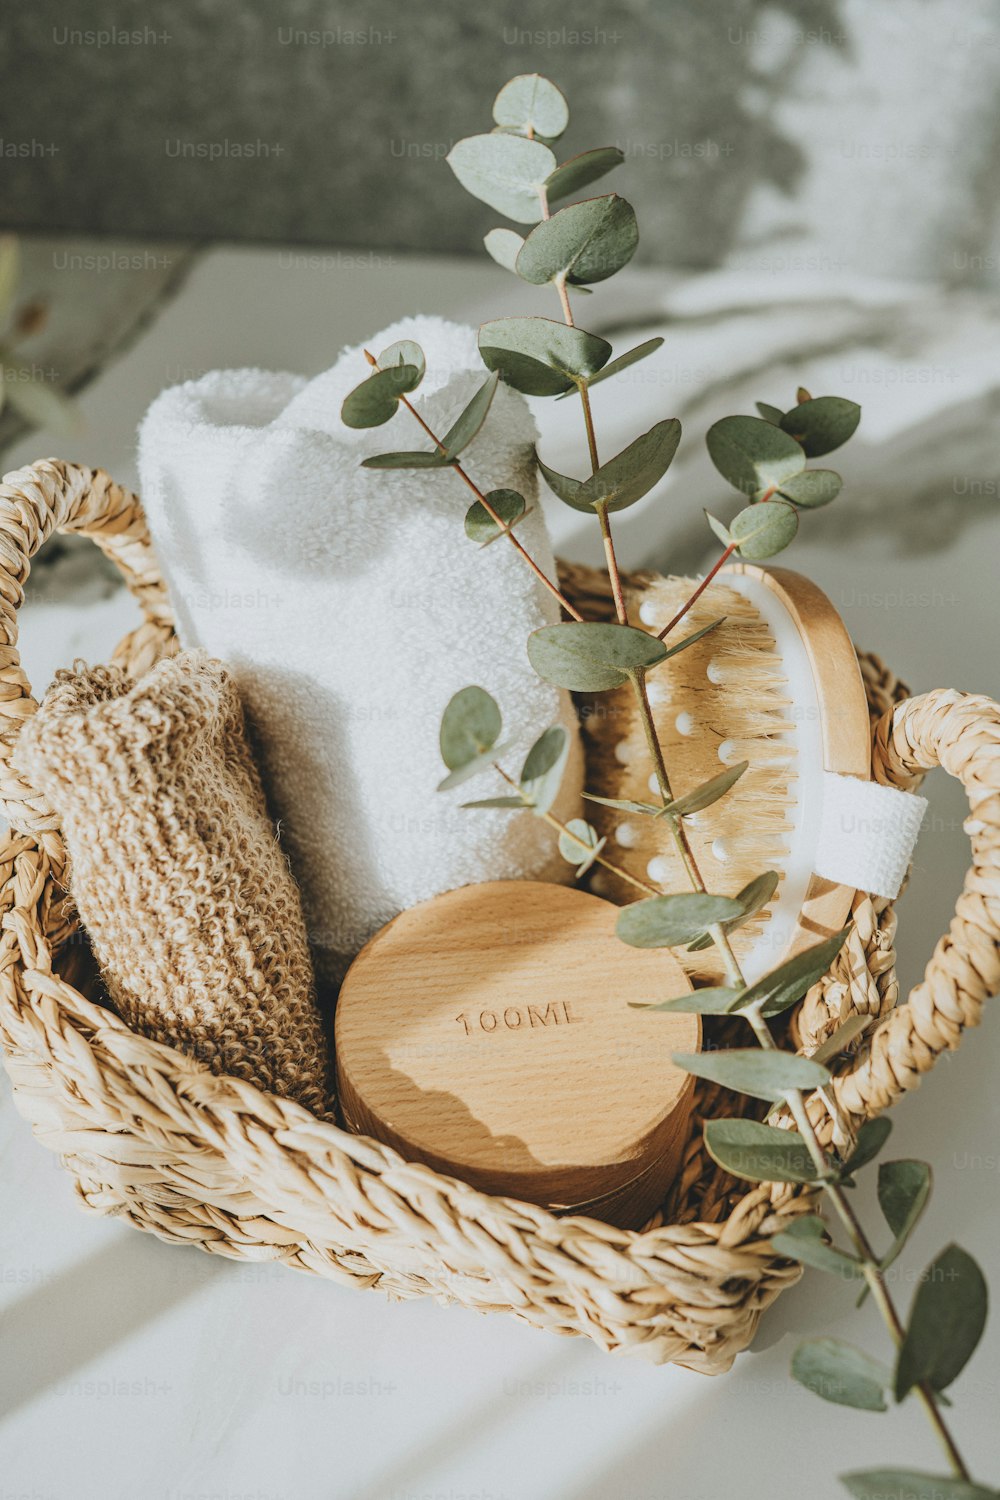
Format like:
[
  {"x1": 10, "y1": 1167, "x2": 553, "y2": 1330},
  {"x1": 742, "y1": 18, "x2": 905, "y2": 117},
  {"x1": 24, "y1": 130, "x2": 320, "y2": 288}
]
[
  {"x1": 14, "y1": 651, "x2": 331, "y2": 1116},
  {"x1": 138, "y1": 317, "x2": 583, "y2": 986}
]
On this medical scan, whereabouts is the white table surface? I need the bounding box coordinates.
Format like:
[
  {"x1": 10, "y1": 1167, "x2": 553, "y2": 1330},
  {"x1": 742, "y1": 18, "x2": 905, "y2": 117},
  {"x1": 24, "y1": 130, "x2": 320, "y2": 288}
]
[{"x1": 2, "y1": 243, "x2": 999, "y2": 1500}]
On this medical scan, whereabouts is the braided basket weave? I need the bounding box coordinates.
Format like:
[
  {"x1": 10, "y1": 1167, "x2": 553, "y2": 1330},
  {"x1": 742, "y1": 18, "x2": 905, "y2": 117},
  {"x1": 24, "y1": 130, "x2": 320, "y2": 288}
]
[{"x1": 2, "y1": 458, "x2": 999, "y2": 1372}]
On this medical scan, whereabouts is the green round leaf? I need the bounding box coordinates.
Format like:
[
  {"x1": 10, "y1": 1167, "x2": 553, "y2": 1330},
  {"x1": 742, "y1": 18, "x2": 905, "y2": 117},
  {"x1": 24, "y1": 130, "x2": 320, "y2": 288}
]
[
  {"x1": 362, "y1": 449, "x2": 450, "y2": 470},
  {"x1": 778, "y1": 468, "x2": 843, "y2": 508},
  {"x1": 519, "y1": 725, "x2": 570, "y2": 816},
  {"x1": 379, "y1": 340, "x2": 426, "y2": 381},
  {"x1": 878, "y1": 1159, "x2": 932, "y2": 1272},
  {"x1": 464, "y1": 488, "x2": 526, "y2": 544},
  {"x1": 437, "y1": 745, "x2": 508, "y2": 793},
  {"x1": 439, "y1": 685, "x2": 502, "y2": 772},
  {"x1": 791, "y1": 1337, "x2": 890, "y2": 1410},
  {"x1": 780, "y1": 395, "x2": 861, "y2": 457},
  {"x1": 616, "y1": 892, "x2": 744, "y2": 949},
  {"x1": 545, "y1": 146, "x2": 624, "y2": 203},
  {"x1": 706, "y1": 414, "x2": 806, "y2": 496},
  {"x1": 493, "y1": 74, "x2": 569, "y2": 141},
  {"x1": 516, "y1": 194, "x2": 638, "y2": 286},
  {"x1": 558, "y1": 818, "x2": 605, "y2": 873},
  {"x1": 527, "y1": 621, "x2": 666, "y2": 692},
  {"x1": 703, "y1": 1119, "x2": 818, "y2": 1184},
  {"x1": 842, "y1": 1470, "x2": 998, "y2": 1500},
  {"x1": 772, "y1": 1218, "x2": 866, "y2": 1281},
  {"x1": 563, "y1": 336, "x2": 664, "y2": 398},
  {"x1": 672, "y1": 1048, "x2": 830, "y2": 1102},
  {"x1": 446, "y1": 133, "x2": 557, "y2": 223},
  {"x1": 479, "y1": 316, "x2": 612, "y2": 396},
  {"x1": 440, "y1": 372, "x2": 499, "y2": 459},
  {"x1": 894, "y1": 1244, "x2": 988, "y2": 1400},
  {"x1": 341, "y1": 363, "x2": 422, "y2": 429},
  {"x1": 730, "y1": 500, "x2": 799, "y2": 560},
  {"x1": 756, "y1": 400, "x2": 785, "y2": 424},
  {"x1": 483, "y1": 227, "x2": 525, "y2": 272},
  {"x1": 630, "y1": 986, "x2": 742, "y2": 1015},
  {"x1": 841, "y1": 1116, "x2": 893, "y2": 1177},
  {"x1": 734, "y1": 928, "x2": 851, "y2": 1018}
]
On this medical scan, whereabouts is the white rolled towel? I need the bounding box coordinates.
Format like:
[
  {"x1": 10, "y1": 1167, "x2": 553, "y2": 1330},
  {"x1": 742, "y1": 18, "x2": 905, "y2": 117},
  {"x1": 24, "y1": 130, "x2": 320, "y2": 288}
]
[{"x1": 138, "y1": 316, "x2": 583, "y2": 987}]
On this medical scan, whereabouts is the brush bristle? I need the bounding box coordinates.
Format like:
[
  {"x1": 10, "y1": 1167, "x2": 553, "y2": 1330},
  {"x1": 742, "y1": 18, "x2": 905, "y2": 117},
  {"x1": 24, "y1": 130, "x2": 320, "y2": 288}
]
[{"x1": 583, "y1": 576, "x2": 794, "y2": 982}]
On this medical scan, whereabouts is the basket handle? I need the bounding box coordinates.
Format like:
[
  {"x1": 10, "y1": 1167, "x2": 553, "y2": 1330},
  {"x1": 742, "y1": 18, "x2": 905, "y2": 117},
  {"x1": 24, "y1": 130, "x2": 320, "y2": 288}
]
[
  {"x1": 0, "y1": 458, "x2": 174, "y2": 840},
  {"x1": 835, "y1": 688, "x2": 1000, "y2": 1120}
]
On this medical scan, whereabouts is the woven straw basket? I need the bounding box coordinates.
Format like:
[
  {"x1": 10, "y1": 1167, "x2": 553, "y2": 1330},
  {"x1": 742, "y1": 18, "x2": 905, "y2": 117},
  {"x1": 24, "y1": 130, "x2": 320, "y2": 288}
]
[{"x1": 2, "y1": 458, "x2": 1000, "y2": 1373}]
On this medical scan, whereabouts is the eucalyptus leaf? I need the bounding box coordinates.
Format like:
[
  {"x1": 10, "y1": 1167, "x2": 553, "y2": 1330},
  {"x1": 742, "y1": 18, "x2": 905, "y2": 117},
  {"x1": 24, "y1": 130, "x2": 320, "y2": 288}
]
[
  {"x1": 811, "y1": 1014, "x2": 870, "y2": 1066},
  {"x1": 493, "y1": 73, "x2": 569, "y2": 140},
  {"x1": 661, "y1": 615, "x2": 726, "y2": 662},
  {"x1": 483, "y1": 227, "x2": 525, "y2": 272},
  {"x1": 545, "y1": 145, "x2": 625, "y2": 202},
  {"x1": 878, "y1": 1160, "x2": 932, "y2": 1272},
  {"x1": 361, "y1": 449, "x2": 451, "y2": 469},
  {"x1": 440, "y1": 372, "x2": 499, "y2": 459},
  {"x1": 379, "y1": 340, "x2": 426, "y2": 380},
  {"x1": 558, "y1": 818, "x2": 606, "y2": 874},
  {"x1": 437, "y1": 745, "x2": 506, "y2": 792},
  {"x1": 777, "y1": 468, "x2": 842, "y2": 508},
  {"x1": 773, "y1": 1217, "x2": 865, "y2": 1280},
  {"x1": 479, "y1": 316, "x2": 612, "y2": 396},
  {"x1": 447, "y1": 133, "x2": 557, "y2": 223},
  {"x1": 582, "y1": 792, "x2": 667, "y2": 817},
  {"x1": 672, "y1": 1048, "x2": 831, "y2": 1102},
  {"x1": 734, "y1": 928, "x2": 850, "y2": 1017},
  {"x1": 616, "y1": 892, "x2": 745, "y2": 949},
  {"x1": 464, "y1": 488, "x2": 526, "y2": 544},
  {"x1": 780, "y1": 395, "x2": 861, "y2": 457},
  {"x1": 341, "y1": 363, "x2": 422, "y2": 428},
  {"x1": 537, "y1": 419, "x2": 680, "y2": 515},
  {"x1": 520, "y1": 725, "x2": 570, "y2": 816},
  {"x1": 527, "y1": 621, "x2": 666, "y2": 692},
  {"x1": 629, "y1": 986, "x2": 742, "y2": 1015},
  {"x1": 706, "y1": 414, "x2": 806, "y2": 495},
  {"x1": 756, "y1": 400, "x2": 785, "y2": 424},
  {"x1": 705, "y1": 511, "x2": 732, "y2": 547},
  {"x1": 516, "y1": 194, "x2": 638, "y2": 286},
  {"x1": 460, "y1": 795, "x2": 525, "y2": 811},
  {"x1": 562, "y1": 336, "x2": 664, "y2": 397},
  {"x1": 439, "y1": 685, "x2": 501, "y2": 771},
  {"x1": 685, "y1": 869, "x2": 779, "y2": 951},
  {"x1": 841, "y1": 1117, "x2": 893, "y2": 1177},
  {"x1": 792, "y1": 1337, "x2": 889, "y2": 1409},
  {"x1": 730, "y1": 500, "x2": 799, "y2": 560},
  {"x1": 703, "y1": 1119, "x2": 818, "y2": 1184},
  {"x1": 841, "y1": 1471, "x2": 998, "y2": 1500},
  {"x1": 666, "y1": 760, "x2": 748, "y2": 817},
  {"x1": 895, "y1": 1244, "x2": 988, "y2": 1400}
]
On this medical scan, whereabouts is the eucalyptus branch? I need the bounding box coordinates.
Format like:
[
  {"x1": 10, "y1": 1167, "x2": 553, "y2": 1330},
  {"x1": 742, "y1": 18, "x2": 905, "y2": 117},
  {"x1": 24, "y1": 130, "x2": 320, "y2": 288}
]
[{"x1": 342, "y1": 71, "x2": 992, "y2": 1499}]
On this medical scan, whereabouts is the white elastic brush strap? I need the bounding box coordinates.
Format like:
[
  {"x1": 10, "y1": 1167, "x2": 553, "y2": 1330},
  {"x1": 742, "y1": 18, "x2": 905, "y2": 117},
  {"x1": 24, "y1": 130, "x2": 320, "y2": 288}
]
[
  {"x1": 815, "y1": 773, "x2": 927, "y2": 900},
  {"x1": 719, "y1": 572, "x2": 927, "y2": 983}
]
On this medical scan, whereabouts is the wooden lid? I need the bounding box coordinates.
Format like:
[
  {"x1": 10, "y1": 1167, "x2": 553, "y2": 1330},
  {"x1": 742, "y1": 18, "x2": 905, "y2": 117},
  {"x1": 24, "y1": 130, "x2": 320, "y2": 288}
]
[{"x1": 335, "y1": 881, "x2": 699, "y2": 1221}]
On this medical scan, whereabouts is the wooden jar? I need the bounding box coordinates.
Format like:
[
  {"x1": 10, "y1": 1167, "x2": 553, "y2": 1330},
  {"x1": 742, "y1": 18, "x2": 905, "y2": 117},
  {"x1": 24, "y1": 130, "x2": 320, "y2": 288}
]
[{"x1": 335, "y1": 881, "x2": 699, "y2": 1229}]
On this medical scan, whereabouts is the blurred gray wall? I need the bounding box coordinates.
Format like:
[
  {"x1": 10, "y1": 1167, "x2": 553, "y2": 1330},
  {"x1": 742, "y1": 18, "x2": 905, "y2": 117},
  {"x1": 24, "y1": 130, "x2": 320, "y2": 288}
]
[{"x1": 3, "y1": 0, "x2": 1000, "y2": 283}]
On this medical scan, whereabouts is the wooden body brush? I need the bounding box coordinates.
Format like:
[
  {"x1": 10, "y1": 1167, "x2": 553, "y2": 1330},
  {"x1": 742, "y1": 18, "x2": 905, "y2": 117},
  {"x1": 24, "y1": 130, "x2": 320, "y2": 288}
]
[{"x1": 581, "y1": 564, "x2": 873, "y2": 983}]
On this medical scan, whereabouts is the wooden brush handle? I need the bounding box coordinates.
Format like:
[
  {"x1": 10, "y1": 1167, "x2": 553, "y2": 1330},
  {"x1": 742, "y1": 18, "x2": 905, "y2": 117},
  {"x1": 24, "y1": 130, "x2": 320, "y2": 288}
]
[
  {"x1": 835, "y1": 689, "x2": 1000, "y2": 1118},
  {"x1": 0, "y1": 459, "x2": 174, "y2": 842}
]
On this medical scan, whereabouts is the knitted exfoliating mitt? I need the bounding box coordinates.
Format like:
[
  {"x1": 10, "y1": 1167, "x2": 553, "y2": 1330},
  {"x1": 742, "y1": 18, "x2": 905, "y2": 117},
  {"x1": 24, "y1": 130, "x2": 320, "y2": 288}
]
[{"x1": 14, "y1": 649, "x2": 332, "y2": 1117}]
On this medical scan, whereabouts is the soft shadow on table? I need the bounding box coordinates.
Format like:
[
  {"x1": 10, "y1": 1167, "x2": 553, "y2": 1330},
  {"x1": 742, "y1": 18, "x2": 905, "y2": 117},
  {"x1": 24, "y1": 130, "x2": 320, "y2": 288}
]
[{"x1": 0, "y1": 1230, "x2": 226, "y2": 1421}]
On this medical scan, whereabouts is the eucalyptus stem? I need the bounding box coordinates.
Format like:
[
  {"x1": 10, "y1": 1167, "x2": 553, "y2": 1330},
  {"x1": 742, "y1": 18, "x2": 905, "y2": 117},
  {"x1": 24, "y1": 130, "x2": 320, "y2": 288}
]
[
  {"x1": 657, "y1": 541, "x2": 739, "y2": 641},
  {"x1": 364, "y1": 350, "x2": 584, "y2": 623},
  {"x1": 743, "y1": 1001, "x2": 972, "y2": 1482},
  {"x1": 495, "y1": 764, "x2": 659, "y2": 897}
]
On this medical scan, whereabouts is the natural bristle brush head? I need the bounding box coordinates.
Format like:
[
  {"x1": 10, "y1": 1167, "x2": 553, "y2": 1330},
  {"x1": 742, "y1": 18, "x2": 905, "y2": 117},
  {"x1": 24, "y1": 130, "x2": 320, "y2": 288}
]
[{"x1": 583, "y1": 565, "x2": 871, "y2": 984}]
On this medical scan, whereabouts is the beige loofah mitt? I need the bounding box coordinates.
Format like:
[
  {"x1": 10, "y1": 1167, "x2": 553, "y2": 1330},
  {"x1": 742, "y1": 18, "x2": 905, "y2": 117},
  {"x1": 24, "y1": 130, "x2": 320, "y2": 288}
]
[{"x1": 14, "y1": 649, "x2": 332, "y2": 1117}]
